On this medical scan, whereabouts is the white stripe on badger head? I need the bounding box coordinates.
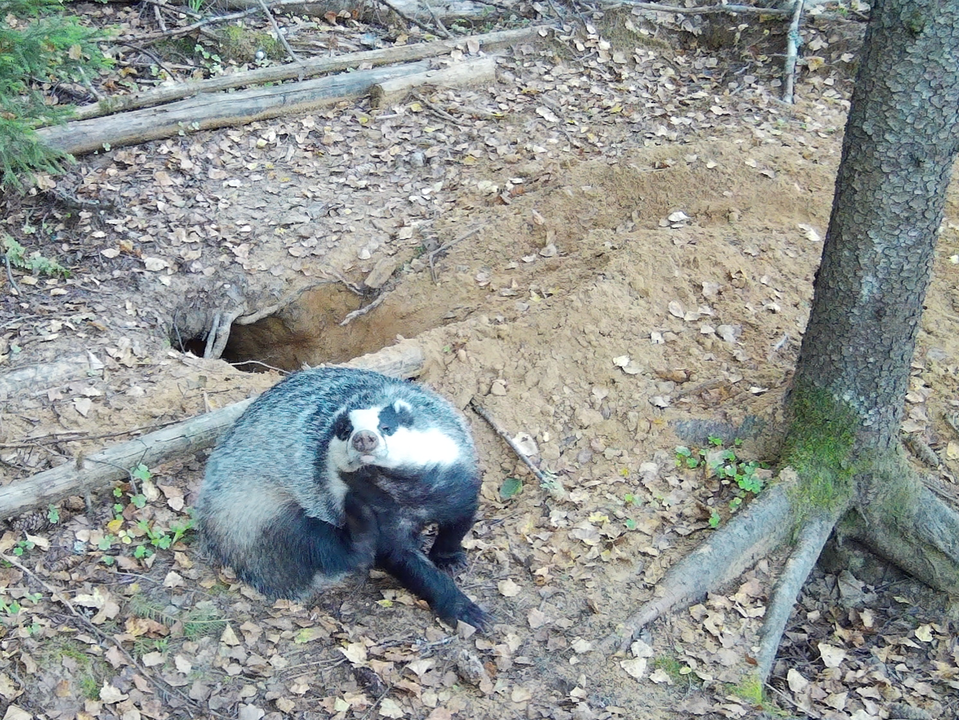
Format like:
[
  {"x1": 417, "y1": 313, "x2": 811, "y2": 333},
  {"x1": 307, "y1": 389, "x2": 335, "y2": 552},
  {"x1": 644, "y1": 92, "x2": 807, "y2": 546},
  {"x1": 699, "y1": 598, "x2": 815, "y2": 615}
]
[
  {"x1": 349, "y1": 407, "x2": 384, "y2": 433},
  {"x1": 378, "y1": 426, "x2": 462, "y2": 469}
]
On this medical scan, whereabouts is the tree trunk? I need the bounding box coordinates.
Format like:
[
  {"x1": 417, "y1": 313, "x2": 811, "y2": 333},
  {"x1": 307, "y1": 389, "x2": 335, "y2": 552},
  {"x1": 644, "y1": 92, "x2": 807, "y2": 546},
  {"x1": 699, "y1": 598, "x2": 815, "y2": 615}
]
[
  {"x1": 790, "y1": 0, "x2": 959, "y2": 455},
  {"x1": 784, "y1": 0, "x2": 958, "y2": 592}
]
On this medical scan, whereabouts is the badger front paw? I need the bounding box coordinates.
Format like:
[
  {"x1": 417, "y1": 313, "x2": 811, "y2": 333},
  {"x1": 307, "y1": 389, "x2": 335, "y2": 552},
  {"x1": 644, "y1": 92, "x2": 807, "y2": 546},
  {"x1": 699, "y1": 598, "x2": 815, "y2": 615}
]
[{"x1": 443, "y1": 596, "x2": 492, "y2": 633}]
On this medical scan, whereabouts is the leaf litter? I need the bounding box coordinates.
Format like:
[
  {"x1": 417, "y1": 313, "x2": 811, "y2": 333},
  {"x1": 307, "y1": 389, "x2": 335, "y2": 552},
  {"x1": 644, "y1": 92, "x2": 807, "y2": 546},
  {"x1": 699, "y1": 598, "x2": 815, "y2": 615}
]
[{"x1": 0, "y1": 7, "x2": 957, "y2": 720}]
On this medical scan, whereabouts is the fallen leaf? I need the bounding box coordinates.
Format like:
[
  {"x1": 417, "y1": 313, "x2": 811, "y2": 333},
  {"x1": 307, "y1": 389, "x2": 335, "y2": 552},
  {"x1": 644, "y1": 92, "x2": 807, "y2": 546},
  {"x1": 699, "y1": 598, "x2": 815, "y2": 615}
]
[
  {"x1": 818, "y1": 642, "x2": 847, "y2": 668},
  {"x1": 498, "y1": 579, "x2": 522, "y2": 597},
  {"x1": 620, "y1": 657, "x2": 647, "y2": 680}
]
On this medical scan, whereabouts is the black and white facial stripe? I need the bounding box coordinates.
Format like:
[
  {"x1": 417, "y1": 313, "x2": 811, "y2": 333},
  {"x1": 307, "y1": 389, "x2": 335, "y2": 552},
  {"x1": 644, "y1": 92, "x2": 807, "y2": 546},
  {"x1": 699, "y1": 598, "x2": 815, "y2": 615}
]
[{"x1": 329, "y1": 399, "x2": 463, "y2": 473}]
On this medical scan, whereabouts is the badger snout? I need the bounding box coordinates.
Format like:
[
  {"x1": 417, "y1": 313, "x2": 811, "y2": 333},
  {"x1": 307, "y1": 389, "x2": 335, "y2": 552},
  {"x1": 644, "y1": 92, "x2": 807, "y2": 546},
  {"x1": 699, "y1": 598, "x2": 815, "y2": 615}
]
[{"x1": 351, "y1": 430, "x2": 381, "y2": 461}]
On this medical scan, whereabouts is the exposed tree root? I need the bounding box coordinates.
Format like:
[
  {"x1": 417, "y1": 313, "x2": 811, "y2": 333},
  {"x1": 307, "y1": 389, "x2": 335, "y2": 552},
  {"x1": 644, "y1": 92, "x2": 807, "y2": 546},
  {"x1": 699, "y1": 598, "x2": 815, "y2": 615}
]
[
  {"x1": 599, "y1": 481, "x2": 798, "y2": 655},
  {"x1": 754, "y1": 508, "x2": 844, "y2": 682},
  {"x1": 844, "y1": 460, "x2": 959, "y2": 595},
  {"x1": 602, "y1": 456, "x2": 959, "y2": 685}
]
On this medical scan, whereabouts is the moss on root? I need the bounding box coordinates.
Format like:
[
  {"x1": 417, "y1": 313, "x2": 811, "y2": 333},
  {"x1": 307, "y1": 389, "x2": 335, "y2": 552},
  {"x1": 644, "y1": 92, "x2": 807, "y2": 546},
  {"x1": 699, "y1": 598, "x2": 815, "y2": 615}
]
[{"x1": 782, "y1": 386, "x2": 861, "y2": 517}]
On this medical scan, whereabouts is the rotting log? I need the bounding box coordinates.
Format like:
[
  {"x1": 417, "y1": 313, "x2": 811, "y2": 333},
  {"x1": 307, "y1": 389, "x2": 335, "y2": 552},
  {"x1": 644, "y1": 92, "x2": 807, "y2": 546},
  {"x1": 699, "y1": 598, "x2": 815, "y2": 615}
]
[
  {"x1": 69, "y1": 26, "x2": 548, "y2": 122},
  {"x1": 0, "y1": 341, "x2": 425, "y2": 519},
  {"x1": 370, "y1": 55, "x2": 499, "y2": 108},
  {"x1": 38, "y1": 60, "x2": 431, "y2": 156}
]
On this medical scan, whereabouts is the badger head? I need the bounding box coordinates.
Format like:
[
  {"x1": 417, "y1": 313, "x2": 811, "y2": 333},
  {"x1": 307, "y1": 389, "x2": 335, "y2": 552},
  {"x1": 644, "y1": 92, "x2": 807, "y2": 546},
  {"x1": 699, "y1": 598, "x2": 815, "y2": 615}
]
[{"x1": 328, "y1": 399, "x2": 461, "y2": 473}]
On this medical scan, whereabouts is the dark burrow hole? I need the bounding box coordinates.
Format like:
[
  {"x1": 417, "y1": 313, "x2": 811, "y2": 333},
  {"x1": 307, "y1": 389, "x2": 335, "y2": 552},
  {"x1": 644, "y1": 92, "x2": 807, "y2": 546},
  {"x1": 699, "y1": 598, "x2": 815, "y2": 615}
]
[{"x1": 172, "y1": 283, "x2": 437, "y2": 373}]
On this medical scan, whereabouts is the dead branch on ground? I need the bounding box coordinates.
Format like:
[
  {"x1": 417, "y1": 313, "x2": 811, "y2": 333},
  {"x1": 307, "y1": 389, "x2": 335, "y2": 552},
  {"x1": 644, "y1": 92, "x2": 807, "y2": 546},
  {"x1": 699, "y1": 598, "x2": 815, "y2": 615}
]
[
  {"x1": 470, "y1": 400, "x2": 567, "y2": 499},
  {"x1": 427, "y1": 225, "x2": 484, "y2": 282}
]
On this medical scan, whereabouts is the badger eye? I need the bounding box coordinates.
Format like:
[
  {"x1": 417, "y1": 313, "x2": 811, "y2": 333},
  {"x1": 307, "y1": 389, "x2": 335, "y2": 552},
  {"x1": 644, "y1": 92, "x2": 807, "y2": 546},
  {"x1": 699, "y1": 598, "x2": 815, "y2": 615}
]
[
  {"x1": 379, "y1": 422, "x2": 394, "y2": 434},
  {"x1": 333, "y1": 414, "x2": 352, "y2": 441}
]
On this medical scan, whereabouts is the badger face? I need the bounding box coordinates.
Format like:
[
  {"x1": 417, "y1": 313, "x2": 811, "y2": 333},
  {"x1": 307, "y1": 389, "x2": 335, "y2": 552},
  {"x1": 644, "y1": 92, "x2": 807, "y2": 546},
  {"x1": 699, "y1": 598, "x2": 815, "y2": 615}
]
[{"x1": 329, "y1": 399, "x2": 462, "y2": 473}]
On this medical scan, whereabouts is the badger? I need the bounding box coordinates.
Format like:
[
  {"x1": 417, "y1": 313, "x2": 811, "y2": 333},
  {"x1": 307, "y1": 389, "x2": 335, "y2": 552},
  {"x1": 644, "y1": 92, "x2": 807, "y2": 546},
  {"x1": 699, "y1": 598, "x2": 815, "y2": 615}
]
[{"x1": 195, "y1": 367, "x2": 489, "y2": 630}]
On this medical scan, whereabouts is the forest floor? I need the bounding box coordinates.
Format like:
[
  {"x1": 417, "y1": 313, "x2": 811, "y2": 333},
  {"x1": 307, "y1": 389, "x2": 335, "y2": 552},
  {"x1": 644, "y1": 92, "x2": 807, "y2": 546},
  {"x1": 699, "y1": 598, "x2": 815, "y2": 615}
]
[{"x1": 0, "y1": 4, "x2": 957, "y2": 720}]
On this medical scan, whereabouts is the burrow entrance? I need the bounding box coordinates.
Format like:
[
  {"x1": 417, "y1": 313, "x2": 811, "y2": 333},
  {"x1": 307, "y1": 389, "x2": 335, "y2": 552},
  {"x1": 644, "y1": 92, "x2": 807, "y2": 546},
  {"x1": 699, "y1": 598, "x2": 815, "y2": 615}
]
[{"x1": 174, "y1": 281, "x2": 449, "y2": 372}]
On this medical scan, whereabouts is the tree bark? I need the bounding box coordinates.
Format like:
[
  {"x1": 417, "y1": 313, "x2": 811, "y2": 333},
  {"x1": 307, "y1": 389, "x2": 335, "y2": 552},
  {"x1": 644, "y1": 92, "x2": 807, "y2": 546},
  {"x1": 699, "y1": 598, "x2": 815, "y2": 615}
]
[
  {"x1": 603, "y1": 0, "x2": 959, "y2": 682},
  {"x1": 790, "y1": 0, "x2": 959, "y2": 453}
]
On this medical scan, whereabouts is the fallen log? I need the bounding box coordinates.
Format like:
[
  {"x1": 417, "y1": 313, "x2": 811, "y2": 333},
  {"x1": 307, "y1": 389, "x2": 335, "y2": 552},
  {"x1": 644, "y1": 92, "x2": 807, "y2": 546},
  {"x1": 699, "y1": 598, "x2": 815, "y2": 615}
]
[
  {"x1": 70, "y1": 26, "x2": 547, "y2": 122},
  {"x1": 370, "y1": 55, "x2": 498, "y2": 108},
  {"x1": 0, "y1": 341, "x2": 425, "y2": 519},
  {"x1": 38, "y1": 59, "x2": 432, "y2": 156}
]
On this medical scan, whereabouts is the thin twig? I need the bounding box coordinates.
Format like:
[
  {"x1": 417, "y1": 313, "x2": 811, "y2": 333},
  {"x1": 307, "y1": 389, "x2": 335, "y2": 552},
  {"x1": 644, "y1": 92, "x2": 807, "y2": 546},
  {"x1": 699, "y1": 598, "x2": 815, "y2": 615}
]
[
  {"x1": 3, "y1": 254, "x2": 22, "y2": 296},
  {"x1": 413, "y1": 91, "x2": 460, "y2": 124},
  {"x1": 376, "y1": 0, "x2": 449, "y2": 37},
  {"x1": 420, "y1": 0, "x2": 453, "y2": 38},
  {"x1": 116, "y1": 41, "x2": 178, "y2": 82},
  {"x1": 470, "y1": 400, "x2": 566, "y2": 498},
  {"x1": 340, "y1": 295, "x2": 386, "y2": 326},
  {"x1": 0, "y1": 418, "x2": 183, "y2": 449},
  {"x1": 128, "y1": 0, "x2": 320, "y2": 44},
  {"x1": 256, "y1": 0, "x2": 300, "y2": 62},
  {"x1": 427, "y1": 224, "x2": 484, "y2": 282},
  {"x1": 782, "y1": 0, "x2": 806, "y2": 103}
]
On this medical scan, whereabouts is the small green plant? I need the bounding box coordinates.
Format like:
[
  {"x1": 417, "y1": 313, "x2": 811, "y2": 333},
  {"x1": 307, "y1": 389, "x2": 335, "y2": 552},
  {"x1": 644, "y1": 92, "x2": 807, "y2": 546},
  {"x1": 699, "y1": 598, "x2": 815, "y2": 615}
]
[
  {"x1": 133, "y1": 637, "x2": 170, "y2": 657},
  {"x1": 499, "y1": 477, "x2": 523, "y2": 500},
  {"x1": 3, "y1": 236, "x2": 70, "y2": 278},
  {"x1": 12, "y1": 538, "x2": 35, "y2": 556},
  {"x1": 183, "y1": 607, "x2": 226, "y2": 639},
  {"x1": 677, "y1": 437, "x2": 766, "y2": 529},
  {"x1": 134, "y1": 518, "x2": 194, "y2": 557},
  {"x1": 708, "y1": 509, "x2": 721, "y2": 529},
  {"x1": 46, "y1": 505, "x2": 60, "y2": 524},
  {"x1": 131, "y1": 463, "x2": 152, "y2": 483},
  {"x1": 0, "y1": 597, "x2": 22, "y2": 616}
]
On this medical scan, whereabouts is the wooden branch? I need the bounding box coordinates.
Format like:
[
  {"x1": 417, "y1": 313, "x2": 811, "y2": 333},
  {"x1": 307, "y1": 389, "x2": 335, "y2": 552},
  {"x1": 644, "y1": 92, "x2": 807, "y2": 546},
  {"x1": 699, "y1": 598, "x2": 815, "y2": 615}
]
[
  {"x1": 65, "y1": 26, "x2": 545, "y2": 122},
  {"x1": 601, "y1": 0, "x2": 793, "y2": 16},
  {"x1": 470, "y1": 400, "x2": 566, "y2": 499},
  {"x1": 377, "y1": 0, "x2": 453, "y2": 37},
  {"x1": 127, "y1": 0, "x2": 323, "y2": 43},
  {"x1": 426, "y1": 224, "x2": 483, "y2": 282},
  {"x1": 257, "y1": 0, "x2": 301, "y2": 62},
  {"x1": 0, "y1": 341, "x2": 426, "y2": 520},
  {"x1": 0, "y1": 354, "x2": 102, "y2": 400},
  {"x1": 38, "y1": 60, "x2": 432, "y2": 156},
  {"x1": 370, "y1": 55, "x2": 498, "y2": 108},
  {"x1": 606, "y1": 1, "x2": 793, "y2": 16},
  {"x1": 782, "y1": 0, "x2": 805, "y2": 103}
]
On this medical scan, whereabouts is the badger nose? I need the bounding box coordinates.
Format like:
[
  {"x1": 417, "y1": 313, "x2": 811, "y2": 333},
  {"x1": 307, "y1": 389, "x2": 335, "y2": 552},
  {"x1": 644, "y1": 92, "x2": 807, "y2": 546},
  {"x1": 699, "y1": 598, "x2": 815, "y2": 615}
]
[{"x1": 352, "y1": 430, "x2": 380, "y2": 454}]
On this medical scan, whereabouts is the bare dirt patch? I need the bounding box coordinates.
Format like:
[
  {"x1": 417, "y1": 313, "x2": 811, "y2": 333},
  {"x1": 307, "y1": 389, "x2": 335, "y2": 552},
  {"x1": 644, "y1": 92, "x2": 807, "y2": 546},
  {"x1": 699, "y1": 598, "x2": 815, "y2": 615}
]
[{"x1": 1, "y1": 19, "x2": 957, "y2": 720}]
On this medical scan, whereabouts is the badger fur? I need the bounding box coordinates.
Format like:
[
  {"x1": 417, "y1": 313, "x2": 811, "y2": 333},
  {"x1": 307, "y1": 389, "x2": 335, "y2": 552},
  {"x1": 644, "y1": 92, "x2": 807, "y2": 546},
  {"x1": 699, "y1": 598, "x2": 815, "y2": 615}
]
[{"x1": 196, "y1": 367, "x2": 488, "y2": 629}]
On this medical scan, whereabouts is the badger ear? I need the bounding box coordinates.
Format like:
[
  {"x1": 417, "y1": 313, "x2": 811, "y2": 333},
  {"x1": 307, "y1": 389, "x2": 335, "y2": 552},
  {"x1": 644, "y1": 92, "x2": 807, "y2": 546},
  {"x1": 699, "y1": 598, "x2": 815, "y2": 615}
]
[{"x1": 393, "y1": 399, "x2": 414, "y2": 415}]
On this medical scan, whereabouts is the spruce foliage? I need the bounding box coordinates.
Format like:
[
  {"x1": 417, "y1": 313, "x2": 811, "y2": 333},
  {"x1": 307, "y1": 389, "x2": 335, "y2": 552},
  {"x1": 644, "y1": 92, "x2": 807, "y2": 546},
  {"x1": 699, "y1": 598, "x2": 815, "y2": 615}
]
[{"x1": 0, "y1": 0, "x2": 109, "y2": 189}]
